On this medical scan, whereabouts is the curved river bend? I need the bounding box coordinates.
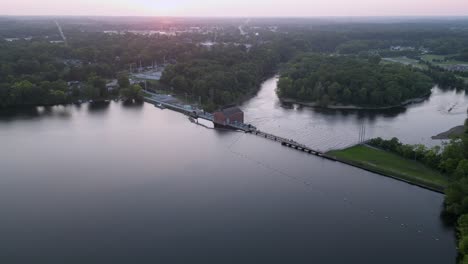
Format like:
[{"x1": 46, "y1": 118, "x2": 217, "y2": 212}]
[
  {"x1": 0, "y1": 77, "x2": 460, "y2": 263},
  {"x1": 243, "y1": 77, "x2": 468, "y2": 151}
]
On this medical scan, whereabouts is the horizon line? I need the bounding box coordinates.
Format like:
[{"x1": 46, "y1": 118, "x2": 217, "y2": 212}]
[{"x1": 1, "y1": 14, "x2": 468, "y2": 19}]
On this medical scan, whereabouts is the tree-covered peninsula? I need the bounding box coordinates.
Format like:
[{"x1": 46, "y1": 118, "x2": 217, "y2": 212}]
[{"x1": 277, "y1": 54, "x2": 434, "y2": 108}]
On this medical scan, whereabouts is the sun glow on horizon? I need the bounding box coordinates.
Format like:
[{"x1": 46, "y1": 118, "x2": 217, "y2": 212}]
[{"x1": 2, "y1": 0, "x2": 468, "y2": 17}]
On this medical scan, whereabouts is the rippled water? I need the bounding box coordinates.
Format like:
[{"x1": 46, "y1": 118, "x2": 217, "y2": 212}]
[{"x1": 0, "y1": 82, "x2": 457, "y2": 263}]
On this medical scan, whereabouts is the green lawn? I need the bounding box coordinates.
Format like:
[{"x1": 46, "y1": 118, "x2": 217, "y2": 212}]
[
  {"x1": 327, "y1": 145, "x2": 447, "y2": 191},
  {"x1": 383, "y1": 56, "x2": 419, "y2": 65},
  {"x1": 421, "y1": 54, "x2": 467, "y2": 66},
  {"x1": 382, "y1": 57, "x2": 427, "y2": 69}
]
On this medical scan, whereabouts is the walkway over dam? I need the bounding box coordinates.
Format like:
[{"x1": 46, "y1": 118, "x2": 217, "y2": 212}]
[
  {"x1": 144, "y1": 92, "x2": 324, "y2": 157},
  {"x1": 144, "y1": 91, "x2": 445, "y2": 193}
]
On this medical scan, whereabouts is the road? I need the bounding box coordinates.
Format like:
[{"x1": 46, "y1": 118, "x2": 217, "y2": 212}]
[{"x1": 55, "y1": 20, "x2": 67, "y2": 44}]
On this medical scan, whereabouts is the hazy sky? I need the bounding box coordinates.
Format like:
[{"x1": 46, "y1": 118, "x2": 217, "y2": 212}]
[{"x1": 2, "y1": 0, "x2": 468, "y2": 17}]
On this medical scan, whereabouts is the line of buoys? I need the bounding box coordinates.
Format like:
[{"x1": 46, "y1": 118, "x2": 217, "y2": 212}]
[{"x1": 225, "y1": 142, "x2": 443, "y2": 243}]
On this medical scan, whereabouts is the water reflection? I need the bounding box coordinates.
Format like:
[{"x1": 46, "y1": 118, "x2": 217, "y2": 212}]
[
  {"x1": 0, "y1": 105, "x2": 71, "y2": 122},
  {"x1": 122, "y1": 100, "x2": 144, "y2": 109},
  {"x1": 299, "y1": 105, "x2": 408, "y2": 121},
  {"x1": 0, "y1": 98, "x2": 456, "y2": 264},
  {"x1": 87, "y1": 101, "x2": 110, "y2": 113}
]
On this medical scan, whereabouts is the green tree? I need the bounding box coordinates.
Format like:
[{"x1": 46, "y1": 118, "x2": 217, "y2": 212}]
[
  {"x1": 120, "y1": 84, "x2": 143, "y2": 101},
  {"x1": 83, "y1": 83, "x2": 100, "y2": 100},
  {"x1": 118, "y1": 75, "x2": 130, "y2": 89},
  {"x1": 357, "y1": 88, "x2": 368, "y2": 104},
  {"x1": 10, "y1": 80, "x2": 35, "y2": 104},
  {"x1": 278, "y1": 77, "x2": 294, "y2": 97},
  {"x1": 327, "y1": 82, "x2": 340, "y2": 101},
  {"x1": 369, "y1": 55, "x2": 382, "y2": 65},
  {"x1": 320, "y1": 94, "x2": 330, "y2": 106},
  {"x1": 342, "y1": 88, "x2": 352, "y2": 103},
  {"x1": 454, "y1": 160, "x2": 468, "y2": 180}
]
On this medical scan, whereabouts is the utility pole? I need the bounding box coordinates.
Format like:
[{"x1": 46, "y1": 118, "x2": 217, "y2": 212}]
[{"x1": 358, "y1": 123, "x2": 366, "y2": 144}]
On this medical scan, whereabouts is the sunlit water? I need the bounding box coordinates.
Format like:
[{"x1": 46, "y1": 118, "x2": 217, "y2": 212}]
[{"x1": 0, "y1": 80, "x2": 458, "y2": 263}]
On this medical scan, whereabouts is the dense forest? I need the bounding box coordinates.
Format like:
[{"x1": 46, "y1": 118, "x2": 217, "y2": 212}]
[
  {"x1": 160, "y1": 44, "x2": 281, "y2": 111},
  {"x1": 368, "y1": 131, "x2": 468, "y2": 263},
  {"x1": 0, "y1": 31, "x2": 200, "y2": 108},
  {"x1": 1, "y1": 17, "x2": 468, "y2": 110},
  {"x1": 277, "y1": 54, "x2": 434, "y2": 107}
]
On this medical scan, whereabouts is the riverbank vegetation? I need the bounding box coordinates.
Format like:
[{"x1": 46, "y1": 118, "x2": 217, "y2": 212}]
[
  {"x1": 2, "y1": 17, "x2": 468, "y2": 111},
  {"x1": 120, "y1": 84, "x2": 143, "y2": 102},
  {"x1": 327, "y1": 144, "x2": 447, "y2": 192},
  {"x1": 0, "y1": 29, "x2": 203, "y2": 108},
  {"x1": 160, "y1": 45, "x2": 280, "y2": 111},
  {"x1": 277, "y1": 54, "x2": 434, "y2": 107}
]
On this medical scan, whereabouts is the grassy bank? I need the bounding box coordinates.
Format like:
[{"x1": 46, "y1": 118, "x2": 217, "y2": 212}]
[
  {"x1": 421, "y1": 54, "x2": 468, "y2": 67},
  {"x1": 327, "y1": 145, "x2": 447, "y2": 192},
  {"x1": 382, "y1": 56, "x2": 428, "y2": 69}
]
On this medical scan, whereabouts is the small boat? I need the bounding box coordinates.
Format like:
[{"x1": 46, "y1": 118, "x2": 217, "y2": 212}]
[{"x1": 154, "y1": 103, "x2": 165, "y2": 109}]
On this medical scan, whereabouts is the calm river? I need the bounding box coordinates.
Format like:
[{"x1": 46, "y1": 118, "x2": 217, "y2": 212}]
[
  {"x1": 0, "y1": 76, "x2": 460, "y2": 263},
  {"x1": 243, "y1": 77, "x2": 468, "y2": 151}
]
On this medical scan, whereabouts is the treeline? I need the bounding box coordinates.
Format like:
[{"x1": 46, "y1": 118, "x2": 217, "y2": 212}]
[
  {"x1": 258, "y1": 22, "x2": 468, "y2": 57},
  {"x1": 368, "y1": 137, "x2": 461, "y2": 174},
  {"x1": 0, "y1": 40, "x2": 73, "y2": 107},
  {"x1": 369, "y1": 134, "x2": 468, "y2": 184},
  {"x1": 369, "y1": 128, "x2": 468, "y2": 263},
  {"x1": 277, "y1": 54, "x2": 433, "y2": 107},
  {"x1": 334, "y1": 30, "x2": 468, "y2": 55},
  {"x1": 2, "y1": 19, "x2": 468, "y2": 110},
  {"x1": 0, "y1": 17, "x2": 60, "y2": 38},
  {"x1": 453, "y1": 49, "x2": 468, "y2": 62},
  {"x1": 422, "y1": 63, "x2": 468, "y2": 90},
  {"x1": 0, "y1": 38, "x2": 118, "y2": 107},
  {"x1": 0, "y1": 32, "x2": 198, "y2": 108},
  {"x1": 425, "y1": 69, "x2": 468, "y2": 90},
  {"x1": 160, "y1": 44, "x2": 281, "y2": 111}
]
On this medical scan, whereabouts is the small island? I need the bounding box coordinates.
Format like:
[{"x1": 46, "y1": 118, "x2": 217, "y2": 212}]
[
  {"x1": 277, "y1": 54, "x2": 434, "y2": 108},
  {"x1": 432, "y1": 125, "x2": 465, "y2": 140}
]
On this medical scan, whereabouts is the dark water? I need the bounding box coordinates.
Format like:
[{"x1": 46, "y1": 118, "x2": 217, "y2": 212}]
[{"x1": 0, "y1": 79, "x2": 458, "y2": 263}]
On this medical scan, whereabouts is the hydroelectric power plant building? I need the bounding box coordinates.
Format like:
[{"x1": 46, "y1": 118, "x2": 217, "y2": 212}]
[{"x1": 213, "y1": 106, "x2": 244, "y2": 128}]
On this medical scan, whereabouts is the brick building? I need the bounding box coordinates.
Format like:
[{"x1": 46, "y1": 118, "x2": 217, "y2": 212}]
[{"x1": 213, "y1": 106, "x2": 244, "y2": 127}]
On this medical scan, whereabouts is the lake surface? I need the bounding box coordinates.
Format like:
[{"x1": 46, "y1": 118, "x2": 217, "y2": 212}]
[
  {"x1": 242, "y1": 77, "x2": 468, "y2": 151},
  {"x1": 0, "y1": 78, "x2": 459, "y2": 263}
]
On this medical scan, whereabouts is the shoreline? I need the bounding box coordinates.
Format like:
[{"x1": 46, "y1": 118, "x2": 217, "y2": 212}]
[
  {"x1": 279, "y1": 93, "x2": 431, "y2": 110},
  {"x1": 432, "y1": 125, "x2": 465, "y2": 140},
  {"x1": 326, "y1": 154, "x2": 445, "y2": 193},
  {"x1": 326, "y1": 145, "x2": 446, "y2": 193}
]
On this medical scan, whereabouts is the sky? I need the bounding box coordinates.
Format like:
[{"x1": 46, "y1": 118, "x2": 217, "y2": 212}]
[{"x1": 2, "y1": 0, "x2": 468, "y2": 17}]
